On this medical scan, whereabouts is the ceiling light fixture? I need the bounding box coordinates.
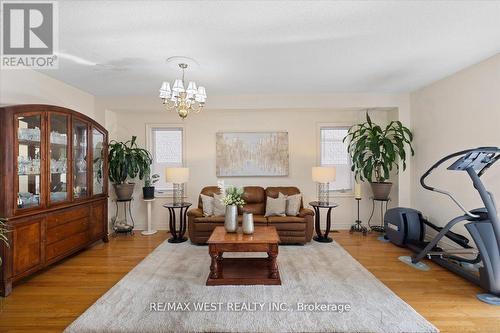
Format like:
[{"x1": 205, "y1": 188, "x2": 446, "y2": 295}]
[{"x1": 159, "y1": 63, "x2": 207, "y2": 119}]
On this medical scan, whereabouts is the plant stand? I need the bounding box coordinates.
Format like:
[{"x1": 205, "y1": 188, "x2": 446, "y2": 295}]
[
  {"x1": 368, "y1": 197, "x2": 390, "y2": 233},
  {"x1": 350, "y1": 198, "x2": 367, "y2": 235},
  {"x1": 141, "y1": 198, "x2": 157, "y2": 236},
  {"x1": 113, "y1": 198, "x2": 135, "y2": 235}
]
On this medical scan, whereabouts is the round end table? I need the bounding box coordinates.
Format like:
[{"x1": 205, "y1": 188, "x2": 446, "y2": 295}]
[
  {"x1": 309, "y1": 201, "x2": 339, "y2": 243},
  {"x1": 163, "y1": 202, "x2": 192, "y2": 243}
]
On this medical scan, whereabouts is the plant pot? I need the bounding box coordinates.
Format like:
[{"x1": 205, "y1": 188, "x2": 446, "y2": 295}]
[
  {"x1": 142, "y1": 186, "x2": 155, "y2": 200},
  {"x1": 370, "y1": 182, "x2": 392, "y2": 200},
  {"x1": 224, "y1": 205, "x2": 238, "y2": 233},
  {"x1": 114, "y1": 183, "x2": 135, "y2": 201}
]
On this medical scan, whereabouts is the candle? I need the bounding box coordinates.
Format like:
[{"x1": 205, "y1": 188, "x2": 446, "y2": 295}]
[{"x1": 354, "y1": 183, "x2": 362, "y2": 199}]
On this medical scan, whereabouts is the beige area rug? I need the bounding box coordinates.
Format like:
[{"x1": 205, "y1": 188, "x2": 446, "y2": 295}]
[{"x1": 65, "y1": 240, "x2": 439, "y2": 333}]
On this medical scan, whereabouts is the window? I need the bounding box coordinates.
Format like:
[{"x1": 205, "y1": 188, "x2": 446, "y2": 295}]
[
  {"x1": 147, "y1": 125, "x2": 183, "y2": 192},
  {"x1": 319, "y1": 126, "x2": 353, "y2": 192}
]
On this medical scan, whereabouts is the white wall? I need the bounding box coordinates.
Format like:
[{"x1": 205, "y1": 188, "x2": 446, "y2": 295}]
[
  {"x1": 0, "y1": 69, "x2": 96, "y2": 121},
  {"x1": 410, "y1": 53, "x2": 500, "y2": 238},
  {"x1": 104, "y1": 107, "x2": 402, "y2": 231}
]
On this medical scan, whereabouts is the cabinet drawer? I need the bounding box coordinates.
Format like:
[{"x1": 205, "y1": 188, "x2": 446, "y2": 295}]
[
  {"x1": 47, "y1": 206, "x2": 89, "y2": 229},
  {"x1": 47, "y1": 217, "x2": 88, "y2": 245},
  {"x1": 46, "y1": 231, "x2": 89, "y2": 261}
]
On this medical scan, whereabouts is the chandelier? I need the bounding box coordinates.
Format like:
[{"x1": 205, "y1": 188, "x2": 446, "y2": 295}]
[{"x1": 159, "y1": 63, "x2": 207, "y2": 119}]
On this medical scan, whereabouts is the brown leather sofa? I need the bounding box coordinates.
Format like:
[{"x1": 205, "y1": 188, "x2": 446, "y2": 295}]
[{"x1": 187, "y1": 186, "x2": 314, "y2": 244}]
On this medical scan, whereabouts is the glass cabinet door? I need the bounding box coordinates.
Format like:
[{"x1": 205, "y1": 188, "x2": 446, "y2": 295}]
[
  {"x1": 16, "y1": 114, "x2": 42, "y2": 209},
  {"x1": 73, "y1": 120, "x2": 88, "y2": 199},
  {"x1": 92, "y1": 128, "x2": 105, "y2": 195},
  {"x1": 49, "y1": 114, "x2": 69, "y2": 203}
]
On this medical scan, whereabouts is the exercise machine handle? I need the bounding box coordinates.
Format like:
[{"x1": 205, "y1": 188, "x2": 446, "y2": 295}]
[{"x1": 419, "y1": 148, "x2": 499, "y2": 219}]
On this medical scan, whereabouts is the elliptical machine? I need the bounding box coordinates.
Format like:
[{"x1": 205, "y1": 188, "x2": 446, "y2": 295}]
[{"x1": 384, "y1": 147, "x2": 500, "y2": 304}]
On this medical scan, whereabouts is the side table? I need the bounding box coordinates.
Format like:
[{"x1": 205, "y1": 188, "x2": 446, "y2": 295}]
[
  {"x1": 309, "y1": 201, "x2": 339, "y2": 243},
  {"x1": 163, "y1": 202, "x2": 192, "y2": 243},
  {"x1": 141, "y1": 198, "x2": 157, "y2": 236}
]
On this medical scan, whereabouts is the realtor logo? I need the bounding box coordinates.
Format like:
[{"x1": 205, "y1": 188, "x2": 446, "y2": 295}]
[{"x1": 1, "y1": 0, "x2": 58, "y2": 68}]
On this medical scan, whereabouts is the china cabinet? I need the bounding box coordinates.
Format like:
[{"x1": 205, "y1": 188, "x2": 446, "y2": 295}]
[{"x1": 0, "y1": 105, "x2": 108, "y2": 296}]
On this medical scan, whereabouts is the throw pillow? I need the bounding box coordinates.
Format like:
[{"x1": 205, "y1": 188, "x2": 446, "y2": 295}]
[
  {"x1": 200, "y1": 194, "x2": 214, "y2": 216},
  {"x1": 286, "y1": 193, "x2": 302, "y2": 216},
  {"x1": 213, "y1": 193, "x2": 226, "y2": 216},
  {"x1": 265, "y1": 192, "x2": 287, "y2": 217}
]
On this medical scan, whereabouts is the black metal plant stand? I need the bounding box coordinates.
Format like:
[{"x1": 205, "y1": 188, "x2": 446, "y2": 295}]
[
  {"x1": 368, "y1": 197, "x2": 390, "y2": 232},
  {"x1": 163, "y1": 202, "x2": 192, "y2": 243},
  {"x1": 113, "y1": 198, "x2": 135, "y2": 235},
  {"x1": 350, "y1": 198, "x2": 367, "y2": 235}
]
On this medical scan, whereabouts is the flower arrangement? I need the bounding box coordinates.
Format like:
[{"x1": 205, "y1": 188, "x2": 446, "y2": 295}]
[{"x1": 221, "y1": 186, "x2": 246, "y2": 207}]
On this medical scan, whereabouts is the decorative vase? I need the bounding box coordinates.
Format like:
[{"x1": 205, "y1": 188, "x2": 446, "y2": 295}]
[
  {"x1": 370, "y1": 182, "x2": 392, "y2": 200},
  {"x1": 224, "y1": 204, "x2": 238, "y2": 233},
  {"x1": 242, "y1": 212, "x2": 254, "y2": 235}
]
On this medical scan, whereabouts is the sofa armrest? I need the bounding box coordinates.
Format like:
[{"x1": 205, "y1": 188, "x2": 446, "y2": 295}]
[
  {"x1": 187, "y1": 208, "x2": 203, "y2": 218},
  {"x1": 298, "y1": 208, "x2": 314, "y2": 217}
]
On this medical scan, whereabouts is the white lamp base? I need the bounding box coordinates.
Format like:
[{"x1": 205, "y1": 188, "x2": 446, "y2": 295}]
[{"x1": 141, "y1": 229, "x2": 158, "y2": 236}]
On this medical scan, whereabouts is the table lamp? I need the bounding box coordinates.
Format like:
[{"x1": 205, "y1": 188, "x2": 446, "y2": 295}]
[
  {"x1": 166, "y1": 167, "x2": 189, "y2": 205},
  {"x1": 312, "y1": 167, "x2": 336, "y2": 205}
]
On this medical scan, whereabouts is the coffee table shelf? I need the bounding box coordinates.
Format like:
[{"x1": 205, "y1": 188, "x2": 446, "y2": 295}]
[{"x1": 206, "y1": 226, "x2": 281, "y2": 286}]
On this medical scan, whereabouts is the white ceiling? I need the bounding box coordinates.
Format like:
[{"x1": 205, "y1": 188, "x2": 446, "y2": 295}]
[{"x1": 40, "y1": 1, "x2": 500, "y2": 96}]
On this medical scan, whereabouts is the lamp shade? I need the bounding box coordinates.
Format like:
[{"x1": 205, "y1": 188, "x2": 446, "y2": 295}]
[
  {"x1": 186, "y1": 81, "x2": 197, "y2": 94},
  {"x1": 165, "y1": 167, "x2": 189, "y2": 183},
  {"x1": 312, "y1": 167, "x2": 336, "y2": 183}
]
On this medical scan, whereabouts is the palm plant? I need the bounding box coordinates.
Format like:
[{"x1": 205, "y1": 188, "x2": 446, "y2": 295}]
[
  {"x1": 343, "y1": 112, "x2": 414, "y2": 199},
  {"x1": 108, "y1": 136, "x2": 152, "y2": 200}
]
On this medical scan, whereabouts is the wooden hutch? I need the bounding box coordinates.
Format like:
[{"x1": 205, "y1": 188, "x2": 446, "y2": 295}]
[{"x1": 0, "y1": 105, "x2": 108, "y2": 296}]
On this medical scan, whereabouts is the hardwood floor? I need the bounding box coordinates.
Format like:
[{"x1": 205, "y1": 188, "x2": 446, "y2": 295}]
[{"x1": 0, "y1": 230, "x2": 499, "y2": 333}]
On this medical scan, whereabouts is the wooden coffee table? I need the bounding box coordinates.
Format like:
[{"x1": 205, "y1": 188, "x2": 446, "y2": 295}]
[{"x1": 206, "y1": 226, "x2": 281, "y2": 286}]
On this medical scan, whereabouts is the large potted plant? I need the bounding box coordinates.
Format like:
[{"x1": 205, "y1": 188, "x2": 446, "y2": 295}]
[
  {"x1": 344, "y1": 113, "x2": 414, "y2": 200},
  {"x1": 108, "y1": 136, "x2": 152, "y2": 200}
]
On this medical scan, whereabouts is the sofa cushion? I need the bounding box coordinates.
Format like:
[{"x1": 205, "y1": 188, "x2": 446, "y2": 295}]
[
  {"x1": 237, "y1": 214, "x2": 268, "y2": 224},
  {"x1": 239, "y1": 186, "x2": 266, "y2": 215},
  {"x1": 194, "y1": 216, "x2": 225, "y2": 223},
  {"x1": 267, "y1": 216, "x2": 306, "y2": 223},
  {"x1": 266, "y1": 186, "x2": 304, "y2": 209},
  {"x1": 198, "y1": 186, "x2": 221, "y2": 209},
  {"x1": 200, "y1": 194, "x2": 214, "y2": 216},
  {"x1": 265, "y1": 193, "x2": 287, "y2": 217},
  {"x1": 286, "y1": 193, "x2": 302, "y2": 216},
  {"x1": 213, "y1": 193, "x2": 226, "y2": 216}
]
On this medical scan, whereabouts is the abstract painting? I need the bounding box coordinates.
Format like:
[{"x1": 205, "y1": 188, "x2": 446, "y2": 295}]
[{"x1": 216, "y1": 132, "x2": 289, "y2": 177}]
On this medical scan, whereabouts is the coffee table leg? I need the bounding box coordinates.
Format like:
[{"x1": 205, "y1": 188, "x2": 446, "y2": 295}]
[
  {"x1": 209, "y1": 247, "x2": 220, "y2": 279},
  {"x1": 268, "y1": 244, "x2": 279, "y2": 279}
]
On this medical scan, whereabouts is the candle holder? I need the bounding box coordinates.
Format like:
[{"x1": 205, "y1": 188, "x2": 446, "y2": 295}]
[{"x1": 350, "y1": 198, "x2": 367, "y2": 235}]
